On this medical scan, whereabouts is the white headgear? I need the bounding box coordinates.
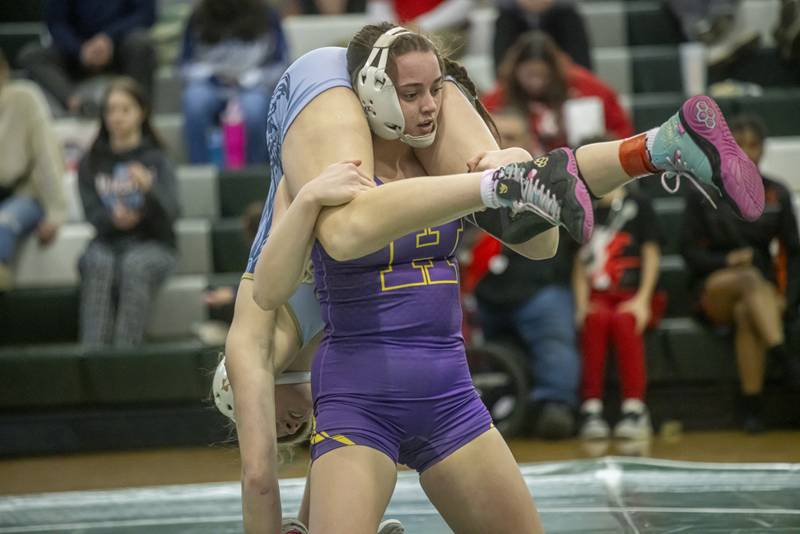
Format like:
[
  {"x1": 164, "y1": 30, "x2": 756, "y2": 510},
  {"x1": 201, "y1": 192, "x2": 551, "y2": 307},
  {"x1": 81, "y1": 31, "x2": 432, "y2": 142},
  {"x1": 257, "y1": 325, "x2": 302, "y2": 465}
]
[
  {"x1": 356, "y1": 26, "x2": 437, "y2": 148},
  {"x1": 212, "y1": 356, "x2": 312, "y2": 423}
]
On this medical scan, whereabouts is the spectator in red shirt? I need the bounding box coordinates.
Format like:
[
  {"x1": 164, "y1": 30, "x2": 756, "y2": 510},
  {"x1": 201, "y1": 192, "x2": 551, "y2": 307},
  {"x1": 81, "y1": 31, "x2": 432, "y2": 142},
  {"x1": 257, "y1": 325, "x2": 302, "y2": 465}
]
[{"x1": 483, "y1": 31, "x2": 633, "y2": 153}]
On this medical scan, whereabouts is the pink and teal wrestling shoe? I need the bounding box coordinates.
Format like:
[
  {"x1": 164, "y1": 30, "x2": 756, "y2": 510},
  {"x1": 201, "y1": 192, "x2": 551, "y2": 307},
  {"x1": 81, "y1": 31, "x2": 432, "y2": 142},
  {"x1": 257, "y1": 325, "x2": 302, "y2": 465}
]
[
  {"x1": 652, "y1": 95, "x2": 765, "y2": 221},
  {"x1": 491, "y1": 147, "x2": 594, "y2": 244}
]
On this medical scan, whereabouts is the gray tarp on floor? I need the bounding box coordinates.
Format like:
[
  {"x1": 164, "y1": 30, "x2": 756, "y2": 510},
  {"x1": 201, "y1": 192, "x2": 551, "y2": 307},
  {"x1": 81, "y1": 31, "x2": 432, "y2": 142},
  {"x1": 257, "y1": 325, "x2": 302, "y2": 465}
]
[{"x1": 2, "y1": 457, "x2": 800, "y2": 533}]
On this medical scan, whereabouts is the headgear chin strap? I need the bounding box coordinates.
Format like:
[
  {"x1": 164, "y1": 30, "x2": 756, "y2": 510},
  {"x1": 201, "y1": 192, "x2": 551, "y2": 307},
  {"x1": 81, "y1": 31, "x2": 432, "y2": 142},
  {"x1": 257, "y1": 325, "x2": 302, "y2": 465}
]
[
  {"x1": 212, "y1": 356, "x2": 311, "y2": 423},
  {"x1": 356, "y1": 26, "x2": 437, "y2": 148}
]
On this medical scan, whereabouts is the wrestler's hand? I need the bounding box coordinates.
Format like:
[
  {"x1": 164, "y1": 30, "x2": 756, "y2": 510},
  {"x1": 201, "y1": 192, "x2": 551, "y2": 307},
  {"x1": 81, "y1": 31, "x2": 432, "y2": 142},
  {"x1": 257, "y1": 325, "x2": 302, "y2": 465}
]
[
  {"x1": 467, "y1": 147, "x2": 533, "y2": 173},
  {"x1": 302, "y1": 160, "x2": 376, "y2": 207}
]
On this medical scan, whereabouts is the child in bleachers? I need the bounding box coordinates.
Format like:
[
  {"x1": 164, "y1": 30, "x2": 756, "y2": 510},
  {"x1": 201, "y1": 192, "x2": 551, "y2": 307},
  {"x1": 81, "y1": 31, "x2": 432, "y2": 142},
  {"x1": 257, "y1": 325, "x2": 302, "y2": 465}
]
[
  {"x1": 574, "y1": 183, "x2": 664, "y2": 441},
  {"x1": 679, "y1": 114, "x2": 800, "y2": 433},
  {"x1": 0, "y1": 50, "x2": 68, "y2": 291},
  {"x1": 77, "y1": 77, "x2": 180, "y2": 347},
  {"x1": 179, "y1": 0, "x2": 288, "y2": 165}
]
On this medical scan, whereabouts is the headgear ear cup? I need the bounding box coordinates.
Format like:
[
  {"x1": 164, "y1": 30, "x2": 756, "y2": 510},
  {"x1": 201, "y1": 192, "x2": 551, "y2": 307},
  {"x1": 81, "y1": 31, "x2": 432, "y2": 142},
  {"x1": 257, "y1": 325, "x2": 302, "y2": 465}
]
[
  {"x1": 212, "y1": 355, "x2": 312, "y2": 423},
  {"x1": 355, "y1": 26, "x2": 437, "y2": 148},
  {"x1": 212, "y1": 357, "x2": 236, "y2": 422}
]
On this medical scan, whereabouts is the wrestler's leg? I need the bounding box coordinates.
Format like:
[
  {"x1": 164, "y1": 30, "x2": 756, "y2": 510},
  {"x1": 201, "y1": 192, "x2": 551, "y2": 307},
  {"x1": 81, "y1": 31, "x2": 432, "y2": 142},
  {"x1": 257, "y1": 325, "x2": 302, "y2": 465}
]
[
  {"x1": 308, "y1": 446, "x2": 397, "y2": 534},
  {"x1": 421, "y1": 429, "x2": 543, "y2": 534},
  {"x1": 421, "y1": 88, "x2": 764, "y2": 224},
  {"x1": 282, "y1": 87, "x2": 376, "y2": 198},
  {"x1": 576, "y1": 96, "x2": 763, "y2": 221}
]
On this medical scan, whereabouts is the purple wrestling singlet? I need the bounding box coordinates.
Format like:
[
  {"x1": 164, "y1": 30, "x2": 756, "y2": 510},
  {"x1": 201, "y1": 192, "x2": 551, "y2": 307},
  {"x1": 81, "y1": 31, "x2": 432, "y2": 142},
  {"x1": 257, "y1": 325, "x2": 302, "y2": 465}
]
[{"x1": 310, "y1": 210, "x2": 493, "y2": 472}]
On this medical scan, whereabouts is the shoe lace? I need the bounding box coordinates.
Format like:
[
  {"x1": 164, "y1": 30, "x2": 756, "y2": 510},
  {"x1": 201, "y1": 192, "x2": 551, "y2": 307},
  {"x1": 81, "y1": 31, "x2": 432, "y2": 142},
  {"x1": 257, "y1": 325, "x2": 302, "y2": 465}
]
[
  {"x1": 514, "y1": 168, "x2": 561, "y2": 225},
  {"x1": 660, "y1": 154, "x2": 718, "y2": 209}
]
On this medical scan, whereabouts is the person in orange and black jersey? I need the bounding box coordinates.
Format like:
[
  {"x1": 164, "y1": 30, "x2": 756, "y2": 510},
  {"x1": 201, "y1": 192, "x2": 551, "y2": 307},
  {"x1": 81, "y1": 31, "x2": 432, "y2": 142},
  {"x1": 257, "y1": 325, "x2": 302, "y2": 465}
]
[{"x1": 679, "y1": 114, "x2": 800, "y2": 433}]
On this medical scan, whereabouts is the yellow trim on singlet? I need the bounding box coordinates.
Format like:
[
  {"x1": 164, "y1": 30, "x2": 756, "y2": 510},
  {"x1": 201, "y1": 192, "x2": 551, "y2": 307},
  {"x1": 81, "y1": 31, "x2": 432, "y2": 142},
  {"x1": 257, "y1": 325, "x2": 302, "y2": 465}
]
[
  {"x1": 310, "y1": 431, "x2": 355, "y2": 446},
  {"x1": 241, "y1": 272, "x2": 254, "y2": 281}
]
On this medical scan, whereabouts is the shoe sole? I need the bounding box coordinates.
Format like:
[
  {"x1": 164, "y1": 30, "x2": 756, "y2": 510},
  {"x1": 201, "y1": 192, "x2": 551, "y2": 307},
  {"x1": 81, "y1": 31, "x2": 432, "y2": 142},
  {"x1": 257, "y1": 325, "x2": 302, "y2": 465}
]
[
  {"x1": 678, "y1": 95, "x2": 764, "y2": 221},
  {"x1": 497, "y1": 149, "x2": 594, "y2": 244},
  {"x1": 561, "y1": 148, "x2": 594, "y2": 244}
]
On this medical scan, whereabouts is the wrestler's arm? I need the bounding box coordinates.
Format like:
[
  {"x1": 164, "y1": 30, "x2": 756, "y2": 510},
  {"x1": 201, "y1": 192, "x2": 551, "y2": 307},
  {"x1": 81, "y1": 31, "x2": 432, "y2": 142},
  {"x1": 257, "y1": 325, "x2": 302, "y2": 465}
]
[
  {"x1": 225, "y1": 280, "x2": 282, "y2": 534},
  {"x1": 252, "y1": 181, "x2": 310, "y2": 310},
  {"x1": 253, "y1": 165, "x2": 374, "y2": 311}
]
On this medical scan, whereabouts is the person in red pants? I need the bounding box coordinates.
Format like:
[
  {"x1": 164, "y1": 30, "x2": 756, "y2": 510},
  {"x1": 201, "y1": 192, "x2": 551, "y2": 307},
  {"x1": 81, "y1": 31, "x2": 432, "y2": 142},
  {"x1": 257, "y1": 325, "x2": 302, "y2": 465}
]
[{"x1": 573, "y1": 184, "x2": 665, "y2": 440}]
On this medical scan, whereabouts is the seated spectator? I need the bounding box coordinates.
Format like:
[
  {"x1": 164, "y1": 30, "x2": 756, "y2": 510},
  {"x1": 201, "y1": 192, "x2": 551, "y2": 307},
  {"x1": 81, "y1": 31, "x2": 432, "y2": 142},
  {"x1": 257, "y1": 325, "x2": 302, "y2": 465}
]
[
  {"x1": 180, "y1": 0, "x2": 288, "y2": 165},
  {"x1": 18, "y1": 0, "x2": 156, "y2": 116},
  {"x1": 367, "y1": 0, "x2": 475, "y2": 55},
  {"x1": 492, "y1": 0, "x2": 593, "y2": 72},
  {"x1": 483, "y1": 31, "x2": 633, "y2": 154},
  {"x1": 472, "y1": 227, "x2": 581, "y2": 439},
  {"x1": 775, "y1": 0, "x2": 800, "y2": 65},
  {"x1": 574, "y1": 184, "x2": 665, "y2": 441},
  {"x1": 679, "y1": 114, "x2": 800, "y2": 433},
  {"x1": 664, "y1": 0, "x2": 760, "y2": 70},
  {"x1": 78, "y1": 77, "x2": 180, "y2": 347},
  {"x1": 0, "y1": 50, "x2": 68, "y2": 291}
]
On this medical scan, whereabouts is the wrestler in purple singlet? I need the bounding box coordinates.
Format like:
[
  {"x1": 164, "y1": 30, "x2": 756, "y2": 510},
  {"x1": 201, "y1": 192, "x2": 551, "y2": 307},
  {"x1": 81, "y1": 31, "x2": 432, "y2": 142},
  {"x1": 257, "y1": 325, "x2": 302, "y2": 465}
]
[{"x1": 310, "y1": 181, "x2": 493, "y2": 472}]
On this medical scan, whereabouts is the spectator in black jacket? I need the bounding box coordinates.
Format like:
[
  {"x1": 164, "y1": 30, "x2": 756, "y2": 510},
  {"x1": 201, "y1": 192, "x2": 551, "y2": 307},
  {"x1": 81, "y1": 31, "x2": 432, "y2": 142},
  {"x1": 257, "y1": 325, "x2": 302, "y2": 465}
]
[
  {"x1": 77, "y1": 77, "x2": 179, "y2": 347},
  {"x1": 18, "y1": 0, "x2": 157, "y2": 115},
  {"x1": 679, "y1": 114, "x2": 800, "y2": 433}
]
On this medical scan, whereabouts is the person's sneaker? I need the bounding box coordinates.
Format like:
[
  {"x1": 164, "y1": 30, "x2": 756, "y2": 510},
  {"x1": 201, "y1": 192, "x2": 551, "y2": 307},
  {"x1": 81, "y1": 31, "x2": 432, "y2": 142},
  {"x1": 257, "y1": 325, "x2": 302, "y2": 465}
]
[
  {"x1": 613, "y1": 400, "x2": 652, "y2": 440},
  {"x1": 378, "y1": 519, "x2": 406, "y2": 534},
  {"x1": 651, "y1": 95, "x2": 764, "y2": 222},
  {"x1": 534, "y1": 401, "x2": 575, "y2": 439},
  {"x1": 579, "y1": 399, "x2": 610, "y2": 440},
  {"x1": 281, "y1": 518, "x2": 308, "y2": 534},
  {"x1": 491, "y1": 148, "x2": 594, "y2": 244}
]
